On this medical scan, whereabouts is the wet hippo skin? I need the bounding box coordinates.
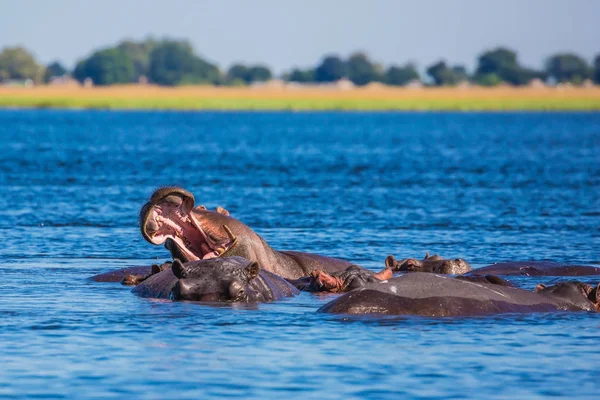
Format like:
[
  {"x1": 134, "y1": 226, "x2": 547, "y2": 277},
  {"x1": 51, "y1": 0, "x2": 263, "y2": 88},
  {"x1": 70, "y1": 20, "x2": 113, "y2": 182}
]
[
  {"x1": 465, "y1": 261, "x2": 600, "y2": 277},
  {"x1": 318, "y1": 273, "x2": 599, "y2": 317},
  {"x1": 132, "y1": 256, "x2": 299, "y2": 302},
  {"x1": 385, "y1": 253, "x2": 472, "y2": 275},
  {"x1": 96, "y1": 187, "x2": 356, "y2": 282}
]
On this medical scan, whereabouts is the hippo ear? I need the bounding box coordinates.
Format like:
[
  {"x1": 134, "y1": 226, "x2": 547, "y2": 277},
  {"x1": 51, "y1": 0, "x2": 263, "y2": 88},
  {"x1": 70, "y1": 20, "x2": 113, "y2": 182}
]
[
  {"x1": 425, "y1": 251, "x2": 430, "y2": 259},
  {"x1": 245, "y1": 262, "x2": 260, "y2": 280},
  {"x1": 216, "y1": 206, "x2": 230, "y2": 216},
  {"x1": 534, "y1": 283, "x2": 546, "y2": 292},
  {"x1": 385, "y1": 255, "x2": 397, "y2": 270},
  {"x1": 196, "y1": 205, "x2": 207, "y2": 210}
]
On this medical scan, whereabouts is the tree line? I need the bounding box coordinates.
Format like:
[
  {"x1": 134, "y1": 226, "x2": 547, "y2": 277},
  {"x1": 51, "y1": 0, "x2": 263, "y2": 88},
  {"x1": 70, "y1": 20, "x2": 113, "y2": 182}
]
[{"x1": 1, "y1": 38, "x2": 599, "y2": 87}]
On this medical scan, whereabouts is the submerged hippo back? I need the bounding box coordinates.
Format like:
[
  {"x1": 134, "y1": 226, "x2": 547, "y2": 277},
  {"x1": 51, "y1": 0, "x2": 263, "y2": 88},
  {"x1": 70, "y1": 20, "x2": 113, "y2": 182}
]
[{"x1": 318, "y1": 273, "x2": 589, "y2": 317}]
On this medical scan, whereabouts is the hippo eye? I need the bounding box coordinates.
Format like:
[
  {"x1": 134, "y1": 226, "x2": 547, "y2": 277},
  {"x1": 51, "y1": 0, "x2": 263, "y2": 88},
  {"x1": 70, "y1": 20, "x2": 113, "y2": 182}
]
[{"x1": 228, "y1": 280, "x2": 245, "y2": 300}]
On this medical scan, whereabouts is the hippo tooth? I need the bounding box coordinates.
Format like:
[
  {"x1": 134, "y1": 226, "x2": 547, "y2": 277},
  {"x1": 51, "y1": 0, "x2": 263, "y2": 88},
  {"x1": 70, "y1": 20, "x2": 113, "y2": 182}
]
[{"x1": 222, "y1": 225, "x2": 236, "y2": 242}]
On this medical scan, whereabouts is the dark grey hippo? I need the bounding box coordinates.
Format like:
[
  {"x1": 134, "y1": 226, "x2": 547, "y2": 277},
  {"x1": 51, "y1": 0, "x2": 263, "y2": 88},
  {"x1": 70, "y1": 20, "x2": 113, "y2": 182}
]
[
  {"x1": 465, "y1": 261, "x2": 600, "y2": 277},
  {"x1": 386, "y1": 253, "x2": 472, "y2": 275},
  {"x1": 318, "y1": 273, "x2": 599, "y2": 317},
  {"x1": 132, "y1": 256, "x2": 299, "y2": 302}
]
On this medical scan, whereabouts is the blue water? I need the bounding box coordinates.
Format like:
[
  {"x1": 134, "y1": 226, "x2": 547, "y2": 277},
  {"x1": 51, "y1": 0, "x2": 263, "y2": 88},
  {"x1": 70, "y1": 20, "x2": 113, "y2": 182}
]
[{"x1": 0, "y1": 110, "x2": 599, "y2": 399}]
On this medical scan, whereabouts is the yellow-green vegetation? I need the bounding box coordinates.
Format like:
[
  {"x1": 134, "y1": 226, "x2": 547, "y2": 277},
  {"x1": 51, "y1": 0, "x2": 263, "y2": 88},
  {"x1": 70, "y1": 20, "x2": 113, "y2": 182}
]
[{"x1": 1, "y1": 85, "x2": 600, "y2": 111}]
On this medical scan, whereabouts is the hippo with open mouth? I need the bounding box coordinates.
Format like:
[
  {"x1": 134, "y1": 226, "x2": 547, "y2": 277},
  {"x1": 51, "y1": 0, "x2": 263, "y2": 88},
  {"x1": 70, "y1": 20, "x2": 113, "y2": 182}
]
[
  {"x1": 318, "y1": 273, "x2": 599, "y2": 317},
  {"x1": 135, "y1": 187, "x2": 356, "y2": 280},
  {"x1": 91, "y1": 187, "x2": 356, "y2": 282},
  {"x1": 132, "y1": 256, "x2": 299, "y2": 302}
]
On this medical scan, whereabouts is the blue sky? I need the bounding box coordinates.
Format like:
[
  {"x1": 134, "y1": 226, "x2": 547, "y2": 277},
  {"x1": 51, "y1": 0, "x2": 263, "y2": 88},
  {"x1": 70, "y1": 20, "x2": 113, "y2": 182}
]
[{"x1": 1, "y1": 0, "x2": 598, "y2": 73}]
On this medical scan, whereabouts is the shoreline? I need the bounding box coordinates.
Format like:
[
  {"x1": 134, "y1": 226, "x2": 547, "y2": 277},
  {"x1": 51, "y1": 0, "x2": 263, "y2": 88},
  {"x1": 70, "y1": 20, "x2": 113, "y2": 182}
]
[{"x1": 1, "y1": 85, "x2": 600, "y2": 111}]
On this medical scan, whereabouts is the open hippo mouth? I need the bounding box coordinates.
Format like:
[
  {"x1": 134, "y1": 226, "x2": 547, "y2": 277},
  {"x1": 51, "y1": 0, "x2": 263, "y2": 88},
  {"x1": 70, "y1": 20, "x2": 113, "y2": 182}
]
[{"x1": 139, "y1": 187, "x2": 237, "y2": 262}]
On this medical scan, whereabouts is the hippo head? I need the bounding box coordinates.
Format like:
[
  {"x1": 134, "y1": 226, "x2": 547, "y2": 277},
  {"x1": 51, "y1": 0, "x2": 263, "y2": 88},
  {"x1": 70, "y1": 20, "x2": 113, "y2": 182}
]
[
  {"x1": 171, "y1": 257, "x2": 262, "y2": 302},
  {"x1": 535, "y1": 281, "x2": 600, "y2": 312},
  {"x1": 139, "y1": 187, "x2": 263, "y2": 263},
  {"x1": 385, "y1": 255, "x2": 422, "y2": 272}
]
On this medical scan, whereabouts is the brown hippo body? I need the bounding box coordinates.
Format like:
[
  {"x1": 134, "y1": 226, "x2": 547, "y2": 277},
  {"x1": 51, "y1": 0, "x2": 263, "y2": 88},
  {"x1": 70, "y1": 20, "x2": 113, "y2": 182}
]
[
  {"x1": 386, "y1": 253, "x2": 472, "y2": 275},
  {"x1": 466, "y1": 261, "x2": 600, "y2": 277},
  {"x1": 318, "y1": 273, "x2": 599, "y2": 317},
  {"x1": 91, "y1": 187, "x2": 355, "y2": 282},
  {"x1": 132, "y1": 256, "x2": 299, "y2": 302},
  {"x1": 289, "y1": 264, "x2": 393, "y2": 293}
]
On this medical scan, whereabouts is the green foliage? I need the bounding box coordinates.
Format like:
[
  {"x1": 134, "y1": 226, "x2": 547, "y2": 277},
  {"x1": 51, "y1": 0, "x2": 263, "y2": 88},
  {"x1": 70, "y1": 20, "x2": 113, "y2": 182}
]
[
  {"x1": 314, "y1": 55, "x2": 346, "y2": 82},
  {"x1": 476, "y1": 48, "x2": 517, "y2": 75},
  {"x1": 385, "y1": 64, "x2": 419, "y2": 86},
  {"x1": 475, "y1": 47, "x2": 542, "y2": 86},
  {"x1": 73, "y1": 48, "x2": 135, "y2": 85},
  {"x1": 0, "y1": 46, "x2": 44, "y2": 83},
  {"x1": 594, "y1": 55, "x2": 600, "y2": 84},
  {"x1": 247, "y1": 65, "x2": 272, "y2": 82},
  {"x1": 426, "y1": 61, "x2": 467, "y2": 86},
  {"x1": 43, "y1": 61, "x2": 68, "y2": 83},
  {"x1": 545, "y1": 53, "x2": 590, "y2": 83},
  {"x1": 226, "y1": 64, "x2": 249, "y2": 84},
  {"x1": 117, "y1": 38, "x2": 157, "y2": 81},
  {"x1": 226, "y1": 64, "x2": 272, "y2": 84},
  {"x1": 287, "y1": 68, "x2": 315, "y2": 83},
  {"x1": 148, "y1": 40, "x2": 220, "y2": 86},
  {"x1": 474, "y1": 73, "x2": 502, "y2": 87},
  {"x1": 345, "y1": 52, "x2": 378, "y2": 85}
]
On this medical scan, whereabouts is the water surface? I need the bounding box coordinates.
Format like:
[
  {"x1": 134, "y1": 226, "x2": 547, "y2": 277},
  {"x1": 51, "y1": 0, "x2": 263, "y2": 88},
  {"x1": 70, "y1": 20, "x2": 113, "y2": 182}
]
[{"x1": 0, "y1": 110, "x2": 598, "y2": 398}]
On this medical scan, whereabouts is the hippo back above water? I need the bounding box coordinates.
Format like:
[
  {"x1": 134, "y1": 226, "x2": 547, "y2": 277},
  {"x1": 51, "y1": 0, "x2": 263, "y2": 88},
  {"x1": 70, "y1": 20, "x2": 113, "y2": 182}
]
[
  {"x1": 466, "y1": 261, "x2": 600, "y2": 277},
  {"x1": 318, "y1": 273, "x2": 599, "y2": 317}
]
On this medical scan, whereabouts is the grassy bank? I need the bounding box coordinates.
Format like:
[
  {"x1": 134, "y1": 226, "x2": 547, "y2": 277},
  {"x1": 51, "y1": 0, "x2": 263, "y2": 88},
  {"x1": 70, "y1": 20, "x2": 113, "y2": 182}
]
[{"x1": 1, "y1": 85, "x2": 600, "y2": 111}]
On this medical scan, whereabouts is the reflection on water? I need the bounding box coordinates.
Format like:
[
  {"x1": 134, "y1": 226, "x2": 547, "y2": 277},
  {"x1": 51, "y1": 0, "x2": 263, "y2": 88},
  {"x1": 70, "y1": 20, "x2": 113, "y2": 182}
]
[{"x1": 0, "y1": 110, "x2": 598, "y2": 398}]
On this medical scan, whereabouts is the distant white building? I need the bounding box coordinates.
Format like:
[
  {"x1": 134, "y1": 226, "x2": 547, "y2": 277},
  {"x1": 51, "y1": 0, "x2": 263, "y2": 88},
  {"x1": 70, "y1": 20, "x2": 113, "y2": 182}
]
[
  {"x1": 527, "y1": 78, "x2": 546, "y2": 88},
  {"x1": 334, "y1": 78, "x2": 355, "y2": 90}
]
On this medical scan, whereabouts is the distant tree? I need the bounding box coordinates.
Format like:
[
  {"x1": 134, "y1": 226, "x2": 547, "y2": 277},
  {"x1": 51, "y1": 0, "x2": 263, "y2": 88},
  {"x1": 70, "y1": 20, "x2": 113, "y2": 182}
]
[
  {"x1": 474, "y1": 73, "x2": 502, "y2": 87},
  {"x1": 73, "y1": 48, "x2": 135, "y2": 85},
  {"x1": 345, "y1": 52, "x2": 377, "y2": 85},
  {"x1": 287, "y1": 68, "x2": 315, "y2": 83},
  {"x1": 225, "y1": 64, "x2": 272, "y2": 84},
  {"x1": 226, "y1": 64, "x2": 249, "y2": 84},
  {"x1": 476, "y1": 48, "x2": 518, "y2": 76},
  {"x1": 426, "y1": 61, "x2": 466, "y2": 86},
  {"x1": 474, "y1": 47, "x2": 540, "y2": 86},
  {"x1": 501, "y1": 65, "x2": 545, "y2": 86},
  {"x1": 148, "y1": 40, "x2": 220, "y2": 86},
  {"x1": 314, "y1": 55, "x2": 346, "y2": 82},
  {"x1": 384, "y1": 63, "x2": 419, "y2": 86},
  {"x1": 451, "y1": 65, "x2": 469, "y2": 82},
  {"x1": 545, "y1": 53, "x2": 590, "y2": 84},
  {"x1": 246, "y1": 65, "x2": 272, "y2": 82},
  {"x1": 43, "y1": 61, "x2": 67, "y2": 83},
  {"x1": 0, "y1": 46, "x2": 44, "y2": 83},
  {"x1": 117, "y1": 38, "x2": 157, "y2": 81},
  {"x1": 594, "y1": 54, "x2": 600, "y2": 84}
]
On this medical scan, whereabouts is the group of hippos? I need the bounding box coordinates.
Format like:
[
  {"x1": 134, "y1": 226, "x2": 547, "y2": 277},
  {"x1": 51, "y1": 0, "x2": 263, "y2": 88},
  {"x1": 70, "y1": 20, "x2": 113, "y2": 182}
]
[{"x1": 91, "y1": 187, "x2": 600, "y2": 317}]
